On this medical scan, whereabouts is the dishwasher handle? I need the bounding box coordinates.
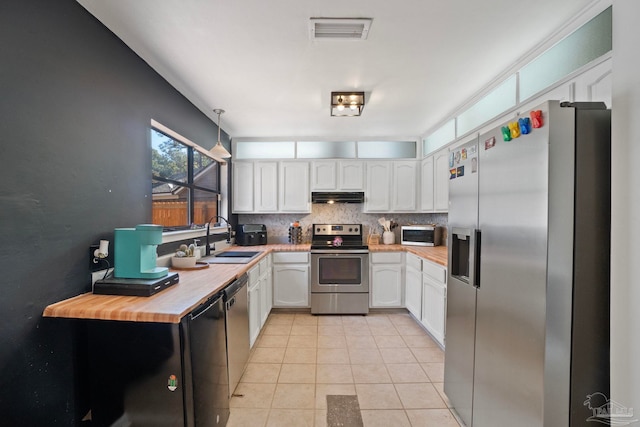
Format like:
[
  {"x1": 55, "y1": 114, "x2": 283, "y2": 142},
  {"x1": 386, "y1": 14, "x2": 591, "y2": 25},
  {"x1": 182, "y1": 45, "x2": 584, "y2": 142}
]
[
  {"x1": 190, "y1": 293, "x2": 222, "y2": 320},
  {"x1": 226, "y1": 296, "x2": 236, "y2": 310}
]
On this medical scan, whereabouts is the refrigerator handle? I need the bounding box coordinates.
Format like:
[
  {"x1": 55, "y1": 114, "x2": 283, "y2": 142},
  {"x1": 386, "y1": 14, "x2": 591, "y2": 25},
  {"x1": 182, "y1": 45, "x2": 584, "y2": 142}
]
[{"x1": 472, "y1": 230, "x2": 481, "y2": 288}]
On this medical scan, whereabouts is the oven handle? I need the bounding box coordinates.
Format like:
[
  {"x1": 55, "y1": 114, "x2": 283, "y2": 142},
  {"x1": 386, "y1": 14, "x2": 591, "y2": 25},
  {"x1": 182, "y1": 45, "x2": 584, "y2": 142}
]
[{"x1": 311, "y1": 249, "x2": 369, "y2": 254}]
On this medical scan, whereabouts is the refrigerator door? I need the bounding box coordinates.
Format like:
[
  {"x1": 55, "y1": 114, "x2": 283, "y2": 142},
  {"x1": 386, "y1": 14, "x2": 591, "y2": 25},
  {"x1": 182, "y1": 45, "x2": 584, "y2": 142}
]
[
  {"x1": 472, "y1": 105, "x2": 564, "y2": 427},
  {"x1": 444, "y1": 137, "x2": 479, "y2": 427}
]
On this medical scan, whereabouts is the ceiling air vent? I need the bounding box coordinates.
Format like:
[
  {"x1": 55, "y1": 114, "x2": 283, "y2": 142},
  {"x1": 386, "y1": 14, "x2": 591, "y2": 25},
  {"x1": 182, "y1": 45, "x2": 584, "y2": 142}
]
[{"x1": 309, "y1": 18, "x2": 372, "y2": 41}]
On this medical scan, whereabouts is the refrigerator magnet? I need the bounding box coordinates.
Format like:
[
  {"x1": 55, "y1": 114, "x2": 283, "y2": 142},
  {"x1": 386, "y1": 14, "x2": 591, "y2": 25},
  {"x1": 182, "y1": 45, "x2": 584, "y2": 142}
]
[
  {"x1": 455, "y1": 151, "x2": 461, "y2": 164},
  {"x1": 461, "y1": 148, "x2": 467, "y2": 160},
  {"x1": 450, "y1": 168, "x2": 457, "y2": 179},
  {"x1": 471, "y1": 157, "x2": 478, "y2": 173},
  {"x1": 457, "y1": 166, "x2": 465, "y2": 177},
  {"x1": 485, "y1": 136, "x2": 496, "y2": 150},
  {"x1": 449, "y1": 152, "x2": 455, "y2": 168}
]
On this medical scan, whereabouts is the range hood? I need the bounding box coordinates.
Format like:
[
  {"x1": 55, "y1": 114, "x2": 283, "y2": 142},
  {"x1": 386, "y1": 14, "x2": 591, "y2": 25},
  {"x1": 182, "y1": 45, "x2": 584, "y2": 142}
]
[{"x1": 312, "y1": 192, "x2": 365, "y2": 204}]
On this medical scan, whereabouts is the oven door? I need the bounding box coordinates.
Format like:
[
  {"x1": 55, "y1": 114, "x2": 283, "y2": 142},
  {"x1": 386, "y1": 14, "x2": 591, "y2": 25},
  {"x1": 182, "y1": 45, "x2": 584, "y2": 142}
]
[{"x1": 311, "y1": 250, "x2": 369, "y2": 293}]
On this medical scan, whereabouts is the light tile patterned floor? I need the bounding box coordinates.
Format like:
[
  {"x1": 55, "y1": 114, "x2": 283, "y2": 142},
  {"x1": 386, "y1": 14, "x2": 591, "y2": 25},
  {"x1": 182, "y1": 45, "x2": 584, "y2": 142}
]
[{"x1": 227, "y1": 311, "x2": 462, "y2": 427}]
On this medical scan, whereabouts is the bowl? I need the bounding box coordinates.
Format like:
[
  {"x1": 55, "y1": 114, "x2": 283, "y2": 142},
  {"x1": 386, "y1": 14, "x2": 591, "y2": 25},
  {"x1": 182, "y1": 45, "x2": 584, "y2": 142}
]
[{"x1": 172, "y1": 256, "x2": 197, "y2": 268}]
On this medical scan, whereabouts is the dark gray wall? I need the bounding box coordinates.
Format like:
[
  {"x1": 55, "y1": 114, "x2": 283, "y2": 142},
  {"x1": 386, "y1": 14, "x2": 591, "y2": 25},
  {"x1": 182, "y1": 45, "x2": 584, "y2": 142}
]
[{"x1": 0, "y1": 1, "x2": 230, "y2": 424}]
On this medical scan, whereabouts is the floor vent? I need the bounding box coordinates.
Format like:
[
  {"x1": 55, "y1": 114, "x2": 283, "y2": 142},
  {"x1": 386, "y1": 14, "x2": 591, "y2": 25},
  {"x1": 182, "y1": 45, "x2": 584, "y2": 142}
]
[{"x1": 309, "y1": 18, "x2": 372, "y2": 41}]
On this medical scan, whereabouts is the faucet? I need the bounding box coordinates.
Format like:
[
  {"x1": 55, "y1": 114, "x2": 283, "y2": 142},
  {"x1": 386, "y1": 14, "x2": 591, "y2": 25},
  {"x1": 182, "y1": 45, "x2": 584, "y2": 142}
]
[{"x1": 205, "y1": 216, "x2": 232, "y2": 256}]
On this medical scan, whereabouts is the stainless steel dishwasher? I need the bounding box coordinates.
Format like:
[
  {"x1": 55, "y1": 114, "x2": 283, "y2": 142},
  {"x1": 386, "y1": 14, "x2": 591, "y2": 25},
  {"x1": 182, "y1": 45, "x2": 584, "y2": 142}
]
[{"x1": 224, "y1": 274, "x2": 250, "y2": 398}]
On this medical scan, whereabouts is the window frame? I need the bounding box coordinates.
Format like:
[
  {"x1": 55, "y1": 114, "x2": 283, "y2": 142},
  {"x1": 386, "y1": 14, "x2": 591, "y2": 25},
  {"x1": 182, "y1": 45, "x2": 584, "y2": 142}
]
[{"x1": 151, "y1": 125, "x2": 221, "y2": 231}]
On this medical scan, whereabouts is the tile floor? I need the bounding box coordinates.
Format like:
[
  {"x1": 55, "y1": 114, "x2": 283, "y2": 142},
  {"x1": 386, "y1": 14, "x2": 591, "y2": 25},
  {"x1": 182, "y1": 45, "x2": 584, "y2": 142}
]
[{"x1": 227, "y1": 311, "x2": 462, "y2": 427}]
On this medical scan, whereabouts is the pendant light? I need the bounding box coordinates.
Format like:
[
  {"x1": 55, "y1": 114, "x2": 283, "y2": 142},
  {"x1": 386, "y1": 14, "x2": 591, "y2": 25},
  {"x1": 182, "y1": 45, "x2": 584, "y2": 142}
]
[{"x1": 210, "y1": 109, "x2": 231, "y2": 158}]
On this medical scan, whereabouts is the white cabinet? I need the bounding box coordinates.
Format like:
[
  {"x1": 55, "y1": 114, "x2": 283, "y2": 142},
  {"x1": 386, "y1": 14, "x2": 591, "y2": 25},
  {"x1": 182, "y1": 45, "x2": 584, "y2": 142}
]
[
  {"x1": 365, "y1": 162, "x2": 392, "y2": 212},
  {"x1": 272, "y1": 252, "x2": 310, "y2": 307},
  {"x1": 248, "y1": 264, "x2": 261, "y2": 348},
  {"x1": 421, "y1": 260, "x2": 447, "y2": 347},
  {"x1": 433, "y1": 148, "x2": 450, "y2": 212},
  {"x1": 311, "y1": 161, "x2": 337, "y2": 190},
  {"x1": 370, "y1": 252, "x2": 403, "y2": 308},
  {"x1": 255, "y1": 161, "x2": 278, "y2": 212},
  {"x1": 420, "y1": 156, "x2": 435, "y2": 212},
  {"x1": 233, "y1": 160, "x2": 276, "y2": 214},
  {"x1": 279, "y1": 161, "x2": 310, "y2": 212},
  {"x1": 392, "y1": 161, "x2": 418, "y2": 212},
  {"x1": 311, "y1": 160, "x2": 365, "y2": 191},
  {"x1": 248, "y1": 255, "x2": 272, "y2": 347},
  {"x1": 232, "y1": 162, "x2": 255, "y2": 213},
  {"x1": 338, "y1": 161, "x2": 365, "y2": 190},
  {"x1": 405, "y1": 253, "x2": 423, "y2": 319}
]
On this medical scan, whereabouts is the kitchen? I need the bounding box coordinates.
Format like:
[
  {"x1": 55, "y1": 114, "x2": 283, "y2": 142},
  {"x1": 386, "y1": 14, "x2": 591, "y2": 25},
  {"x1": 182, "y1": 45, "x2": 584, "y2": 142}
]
[{"x1": 1, "y1": 1, "x2": 638, "y2": 426}]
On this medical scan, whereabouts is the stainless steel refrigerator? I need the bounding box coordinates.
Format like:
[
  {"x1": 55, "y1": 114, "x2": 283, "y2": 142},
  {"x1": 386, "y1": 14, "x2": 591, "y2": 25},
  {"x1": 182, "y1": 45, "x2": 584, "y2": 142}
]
[{"x1": 444, "y1": 101, "x2": 610, "y2": 427}]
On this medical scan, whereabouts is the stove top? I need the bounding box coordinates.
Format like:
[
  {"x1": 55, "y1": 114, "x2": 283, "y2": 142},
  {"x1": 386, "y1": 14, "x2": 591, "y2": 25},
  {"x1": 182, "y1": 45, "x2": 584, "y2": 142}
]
[{"x1": 311, "y1": 224, "x2": 367, "y2": 250}]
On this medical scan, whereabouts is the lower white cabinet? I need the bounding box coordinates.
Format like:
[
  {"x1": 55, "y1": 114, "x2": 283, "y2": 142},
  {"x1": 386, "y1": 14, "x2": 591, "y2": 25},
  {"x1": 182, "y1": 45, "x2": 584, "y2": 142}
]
[
  {"x1": 405, "y1": 253, "x2": 423, "y2": 319},
  {"x1": 421, "y1": 260, "x2": 447, "y2": 347},
  {"x1": 370, "y1": 252, "x2": 403, "y2": 308},
  {"x1": 272, "y1": 252, "x2": 310, "y2": 307},
  {"x1": 248, "y1": 255, "x2": 272, "y2": 348}
]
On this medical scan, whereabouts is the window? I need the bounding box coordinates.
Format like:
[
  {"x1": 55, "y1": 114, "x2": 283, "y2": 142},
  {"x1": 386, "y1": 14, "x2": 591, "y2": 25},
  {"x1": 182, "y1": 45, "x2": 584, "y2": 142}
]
[{"x1": 151, "y1": 128, "x2": 220, "y2": 229}]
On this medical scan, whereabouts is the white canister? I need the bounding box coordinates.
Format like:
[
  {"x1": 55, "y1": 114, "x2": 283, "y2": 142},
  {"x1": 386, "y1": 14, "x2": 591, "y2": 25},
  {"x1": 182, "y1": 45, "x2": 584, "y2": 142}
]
[{"x1": 382, "y1": 231, "x2": 395, "y2": 245}]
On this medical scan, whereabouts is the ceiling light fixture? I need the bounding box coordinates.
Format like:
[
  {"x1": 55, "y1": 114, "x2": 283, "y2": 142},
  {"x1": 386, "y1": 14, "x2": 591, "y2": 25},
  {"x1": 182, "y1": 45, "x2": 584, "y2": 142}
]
[
  {"x1": 331, "y1": 92, "x2": 364, "y2": 117},
  {"x1": 209, "y1": 109, "x2": 231, "y2": 158}
]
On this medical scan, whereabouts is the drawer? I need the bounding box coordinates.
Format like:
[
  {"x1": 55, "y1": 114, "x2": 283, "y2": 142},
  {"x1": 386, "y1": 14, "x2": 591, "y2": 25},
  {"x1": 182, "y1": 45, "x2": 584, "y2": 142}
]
[
  {"x1": 370, "y1": 252, "x2": 403, "y2": 264},
  {"x1": 259, "y1": 257, "x2": 270, "y2": 276},
  {"x1": 406, "y1": 253, "x2": 422, "y2": 271},
  {"x1": 422, "y1": 260, "x2": 446, "y2": 283},
  {"x1": 273, "y1": 251, "x2": 309, "y2": 264},
  {"x1": 248, "y1": 264, "x2": 260, "y2": 286}
]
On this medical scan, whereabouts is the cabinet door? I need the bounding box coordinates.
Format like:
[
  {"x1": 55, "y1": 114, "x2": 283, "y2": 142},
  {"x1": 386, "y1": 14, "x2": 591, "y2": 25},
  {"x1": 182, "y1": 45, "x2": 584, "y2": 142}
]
[
  {"x1": 266, "y1": 270, "x2": 273, "y2": 314},
  {"x1": 311, "y1": 161, "x2": 337, "y2": 190},
  {"x1": 232, "y1": 162, "x2": 254, "y2": 213},
  {"x1": 339, "y1": 161, "x2": 365, "y2": 190},
  {"x1": 273, "y1": 264, "x2": 309, "y2": 307},
  {"x1": 422, "y1": 275, "x2": 446, "y2": 346},
  {"x1": 259, "y1": 275, "x2": 269, "y2": 328},
  {"x1": 248, "y1": 283, "x2": 261, "y2": 348},
  {"x1": 392, "y1": 161, "x2": 418, "y2": 211},
  {"x1": 255, "y1": 161, "x2": 278, "y2": 212},
  {"x1": 433, "y1": 149, "x2": 450, "y2": 212},
  {"x1": 370, "y1": 264, "x2": 403, "y2": 307},
  {"x1": 405, "y1": 266, "x2": 422, "y2": 319},
  {"x1": 365, "y1": 162, "x2": 391, "y2": 212},
  {"x1": 279, "y1": 161, "x2": 310, "y2": 212},
  {"x1": 421, "y1": 156, "x2": 435, "y2": 212}
]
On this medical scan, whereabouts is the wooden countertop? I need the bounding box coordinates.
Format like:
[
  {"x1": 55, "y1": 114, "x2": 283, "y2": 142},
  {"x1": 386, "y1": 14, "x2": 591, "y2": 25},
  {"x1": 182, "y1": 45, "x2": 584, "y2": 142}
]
[
  {"x1": 368, "y1": 244, "x2": 448, "y2": 267},
  {"x1": 43, "y1": 243, "x2": 446, "y2": 324},
  {"x1": 43, "y1": 245, "x2": 309, "y2": 324}
]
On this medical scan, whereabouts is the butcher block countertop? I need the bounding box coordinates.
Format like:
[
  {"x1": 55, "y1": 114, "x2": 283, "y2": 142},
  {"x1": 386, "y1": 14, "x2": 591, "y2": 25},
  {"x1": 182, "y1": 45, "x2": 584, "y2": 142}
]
[
  {"x1": 43, "y1": 244, "x2": 310, "y2": 324},
  {"x1": 368, "y1": 244, "x2": 448, "y2": 267},
  {"x1": 43, "y1": 243, "x2": 446, "y2": 324}
]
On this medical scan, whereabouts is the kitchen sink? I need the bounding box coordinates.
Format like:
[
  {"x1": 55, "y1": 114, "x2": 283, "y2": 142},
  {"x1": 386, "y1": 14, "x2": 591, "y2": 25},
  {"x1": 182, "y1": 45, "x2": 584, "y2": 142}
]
[{"x1": 201, "y1": 251, "x2": 263, "y2": 264}]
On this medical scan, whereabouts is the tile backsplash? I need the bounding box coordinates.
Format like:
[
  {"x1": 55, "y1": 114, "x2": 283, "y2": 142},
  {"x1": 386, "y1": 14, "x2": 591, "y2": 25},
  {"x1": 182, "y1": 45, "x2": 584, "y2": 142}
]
[{"x1": 238, "y1": 204, "x2": 448, "y2": 245}]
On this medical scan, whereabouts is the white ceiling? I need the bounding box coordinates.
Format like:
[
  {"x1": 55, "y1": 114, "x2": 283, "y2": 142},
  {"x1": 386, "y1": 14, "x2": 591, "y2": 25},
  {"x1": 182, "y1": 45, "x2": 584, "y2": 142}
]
[{"x1": 77, "y1": 0, "x2": 596, "y2": 140}]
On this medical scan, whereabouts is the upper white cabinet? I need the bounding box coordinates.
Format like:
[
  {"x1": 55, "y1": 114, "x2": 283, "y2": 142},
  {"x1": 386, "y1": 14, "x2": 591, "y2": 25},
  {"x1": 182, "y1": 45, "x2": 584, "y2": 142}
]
[
  {"x1": 255, "y1": 161, "x2": 279, "y2": 212},
  {"x1": 279, "y1": 161, "x2": 310, "y2": 212},
  {"x1": 232, "y1": 161, "x2": 255, "y2": 213},
  {"x1": 311, "y1": 160, "x2": 364, "y2": 191},
  {"x1": 392, "y1": 161, "x2": 418, "y2": 212},
  {"x1": 311, "y1": 161, "x2": 337, "y2": 190},
  {"x1": 338, "y1": 161, "x2": 365, "y2": 190},
  {"x1": 420, "y1": 156, "x2": 435, "y2": 212},
  {"x1": 433, "y1": 148, "x2": 450, "y2": 212},
  {"x1": 365, "y1": 161, "x2": 392, "y2": 212},
  {"x1": 365, "y1": 161, "x2": 419, "y2": 213}
]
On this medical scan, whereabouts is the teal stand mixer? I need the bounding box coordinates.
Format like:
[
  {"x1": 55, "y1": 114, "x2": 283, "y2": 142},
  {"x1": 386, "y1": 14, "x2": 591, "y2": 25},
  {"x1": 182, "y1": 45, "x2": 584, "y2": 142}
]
[{"x1": 113, "y1": 224, "x2": 168, "y2": 279}]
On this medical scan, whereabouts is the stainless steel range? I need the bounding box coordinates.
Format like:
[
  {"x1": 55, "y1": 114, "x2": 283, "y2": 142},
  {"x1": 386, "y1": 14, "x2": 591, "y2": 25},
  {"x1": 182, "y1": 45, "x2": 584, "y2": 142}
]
[{"x1": 310, "y1": 224, "x2": 369, "y2": 315}]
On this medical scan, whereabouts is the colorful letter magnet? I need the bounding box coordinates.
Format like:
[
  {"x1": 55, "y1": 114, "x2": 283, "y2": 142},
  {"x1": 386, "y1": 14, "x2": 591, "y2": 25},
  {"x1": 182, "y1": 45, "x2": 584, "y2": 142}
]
[
  {"x1": 530, "y1": 110, "x2": 543, "y2": 128},
  {"x1": 501, "y1": 126, "x2": 512, "y2": 141},
  {"x1": 519, "y1": 117, "x2": 532, "y2": 134}
]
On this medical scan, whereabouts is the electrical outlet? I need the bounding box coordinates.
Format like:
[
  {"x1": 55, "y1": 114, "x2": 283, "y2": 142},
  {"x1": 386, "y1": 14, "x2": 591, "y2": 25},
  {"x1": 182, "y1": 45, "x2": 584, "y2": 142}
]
[{"x1": 89, "y1": 245, "x2": 114, "y2": 272}]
